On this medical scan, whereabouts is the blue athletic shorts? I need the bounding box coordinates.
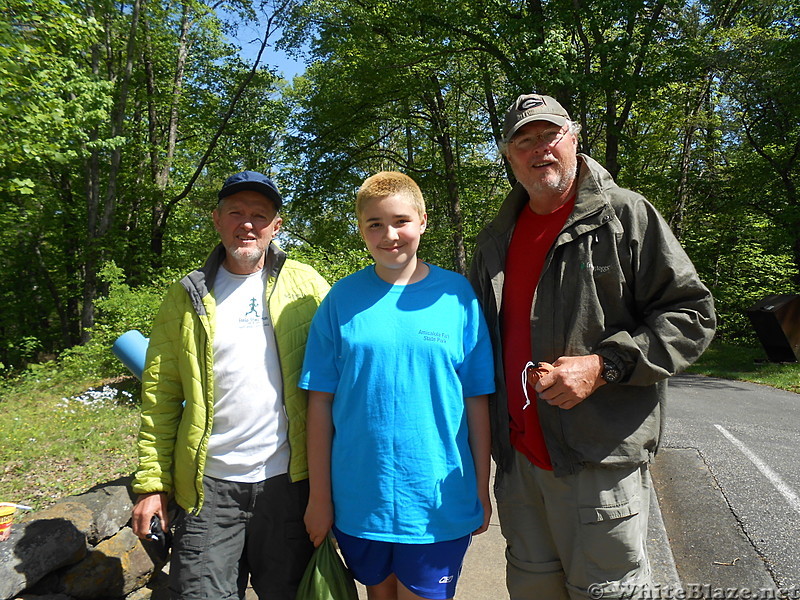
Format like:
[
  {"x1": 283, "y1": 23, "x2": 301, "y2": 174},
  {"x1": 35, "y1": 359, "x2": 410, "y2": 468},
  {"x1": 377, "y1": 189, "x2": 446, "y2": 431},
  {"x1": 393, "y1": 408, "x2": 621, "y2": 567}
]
[{"x1": 332, "y1": 526, "x2": 471, "y2": 600}]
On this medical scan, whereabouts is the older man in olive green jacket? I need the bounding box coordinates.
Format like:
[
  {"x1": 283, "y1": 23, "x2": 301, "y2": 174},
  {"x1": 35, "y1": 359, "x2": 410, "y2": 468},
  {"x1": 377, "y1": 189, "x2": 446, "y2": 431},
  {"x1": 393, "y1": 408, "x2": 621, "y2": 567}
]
[{"x1": 469, "y1": 94, "x2": 715, "y2": 600}]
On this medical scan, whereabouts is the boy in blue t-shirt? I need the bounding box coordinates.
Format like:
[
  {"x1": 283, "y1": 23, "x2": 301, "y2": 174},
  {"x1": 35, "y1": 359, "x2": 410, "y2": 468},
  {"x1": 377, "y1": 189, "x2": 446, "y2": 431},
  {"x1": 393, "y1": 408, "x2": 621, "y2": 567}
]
[{"x1": 299, "y1": 171, "x2": 495, "y2": 600}]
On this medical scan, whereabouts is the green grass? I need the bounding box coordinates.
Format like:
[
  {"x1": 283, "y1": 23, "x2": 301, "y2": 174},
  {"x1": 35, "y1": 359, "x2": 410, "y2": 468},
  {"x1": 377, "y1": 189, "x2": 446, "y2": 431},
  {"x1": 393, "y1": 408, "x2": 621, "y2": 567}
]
[
  {"x1": 0, "y1": 375, "x2": 140, "y2": 510},
  {"x1": 687, "y1": 342, "x2": 800, "y2": 394},
  {"x1": 0, "y1": 341, "x2": 797, "y2": 512}
]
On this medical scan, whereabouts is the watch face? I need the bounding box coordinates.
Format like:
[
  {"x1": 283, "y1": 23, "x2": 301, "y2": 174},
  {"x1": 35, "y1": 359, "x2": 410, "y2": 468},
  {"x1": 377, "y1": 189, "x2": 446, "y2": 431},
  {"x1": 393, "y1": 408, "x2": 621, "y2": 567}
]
[{"x1": 603, "y1": 362, "x2": 621, "y2": 383}]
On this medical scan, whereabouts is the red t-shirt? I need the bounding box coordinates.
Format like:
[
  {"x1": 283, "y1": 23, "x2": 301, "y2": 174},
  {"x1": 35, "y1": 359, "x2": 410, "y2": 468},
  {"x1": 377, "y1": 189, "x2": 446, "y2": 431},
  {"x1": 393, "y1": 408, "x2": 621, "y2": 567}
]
[{"x1": 502, "y1": 197, "x2": 575, "y2": 470}]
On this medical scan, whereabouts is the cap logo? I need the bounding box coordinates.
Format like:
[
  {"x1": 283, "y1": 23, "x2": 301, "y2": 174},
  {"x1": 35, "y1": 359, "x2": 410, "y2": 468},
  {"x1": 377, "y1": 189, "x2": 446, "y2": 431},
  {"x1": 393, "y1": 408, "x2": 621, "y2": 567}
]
[{"x1": 518, "y1": 96, "x2": 544, "y2": 111}]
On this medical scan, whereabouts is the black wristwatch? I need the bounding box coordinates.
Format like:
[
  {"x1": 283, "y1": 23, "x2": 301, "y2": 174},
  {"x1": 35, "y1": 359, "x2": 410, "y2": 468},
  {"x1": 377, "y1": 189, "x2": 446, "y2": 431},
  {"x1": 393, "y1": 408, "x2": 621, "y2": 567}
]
[{"x1": 600, "y1": 358, "x2": 623, "y2": 384}]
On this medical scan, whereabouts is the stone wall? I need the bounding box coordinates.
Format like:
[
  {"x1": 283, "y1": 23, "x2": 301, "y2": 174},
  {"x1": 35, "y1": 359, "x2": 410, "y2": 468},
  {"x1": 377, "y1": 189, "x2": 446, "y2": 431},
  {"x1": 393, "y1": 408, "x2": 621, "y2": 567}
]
[{"x1": 0, "y1": 477, "x2": 167, "y2": 600}]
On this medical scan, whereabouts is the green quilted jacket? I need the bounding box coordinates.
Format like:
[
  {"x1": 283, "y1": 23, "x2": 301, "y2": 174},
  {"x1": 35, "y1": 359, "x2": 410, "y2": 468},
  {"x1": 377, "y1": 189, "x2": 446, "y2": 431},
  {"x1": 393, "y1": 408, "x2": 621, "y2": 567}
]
[{"x1": 131, "y1": 243, "x2": 330, "y2": 513}]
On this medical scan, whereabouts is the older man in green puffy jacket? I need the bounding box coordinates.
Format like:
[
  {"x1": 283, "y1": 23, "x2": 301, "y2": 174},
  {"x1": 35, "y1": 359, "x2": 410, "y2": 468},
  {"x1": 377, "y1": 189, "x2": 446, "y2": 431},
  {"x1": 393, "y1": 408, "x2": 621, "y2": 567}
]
[{"x1": 130, "y1": 171, "x2": 329, "y2": 600}]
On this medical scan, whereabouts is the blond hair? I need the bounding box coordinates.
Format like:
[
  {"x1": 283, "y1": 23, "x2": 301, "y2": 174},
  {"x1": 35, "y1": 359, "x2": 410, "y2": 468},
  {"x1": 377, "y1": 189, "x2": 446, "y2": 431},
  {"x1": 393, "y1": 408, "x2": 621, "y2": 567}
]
[{"x1": 356, "y1": 171, "x2": 426, "y2": 219}]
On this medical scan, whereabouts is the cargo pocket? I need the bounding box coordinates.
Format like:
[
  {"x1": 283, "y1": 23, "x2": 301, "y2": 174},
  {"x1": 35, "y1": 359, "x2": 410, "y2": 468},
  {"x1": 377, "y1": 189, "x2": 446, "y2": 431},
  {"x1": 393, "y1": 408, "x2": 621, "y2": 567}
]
[
  {"x1": 174, "y1": 477, "x2": 221, "y2": 554},
  {"x1": 576, "y1": 466, "x2": 649, "y2": 582}
]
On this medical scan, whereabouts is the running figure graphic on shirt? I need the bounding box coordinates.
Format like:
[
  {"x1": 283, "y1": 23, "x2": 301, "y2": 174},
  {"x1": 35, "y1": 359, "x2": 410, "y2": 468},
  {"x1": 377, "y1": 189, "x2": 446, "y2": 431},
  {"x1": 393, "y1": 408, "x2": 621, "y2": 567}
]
[{"x1": 245, "y1": 298, "x2": 259, "y2": 317}]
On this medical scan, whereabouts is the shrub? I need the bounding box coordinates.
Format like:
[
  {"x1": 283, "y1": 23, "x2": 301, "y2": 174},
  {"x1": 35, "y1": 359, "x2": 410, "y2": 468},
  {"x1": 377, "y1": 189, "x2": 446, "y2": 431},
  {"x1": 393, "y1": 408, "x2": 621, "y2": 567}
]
[{"x1": 58, "y1": 262, "x2": 173, "y2": 382}]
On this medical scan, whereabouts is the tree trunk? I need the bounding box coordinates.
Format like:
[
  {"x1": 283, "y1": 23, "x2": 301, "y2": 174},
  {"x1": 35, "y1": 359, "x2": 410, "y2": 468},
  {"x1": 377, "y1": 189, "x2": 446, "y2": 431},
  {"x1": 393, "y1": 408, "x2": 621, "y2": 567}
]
[
  {"x1": 157, "y1": 2, "x2": 190, "y2": 190},
  {"x1": 148, "y1": 0, "x2": 291, "y2": 264},
  {"x1": 670, "y1": 78, "x2": 713, "y2": 240},
  {"x1": 425, "y1": 78, "x2": 467, "y2": 274},
  {"x1": 145, "y1": 1, "x2": 191, "y2": 262},
  {"x1": 81, "y1": 0, "x2": 143, "y2": 343}
]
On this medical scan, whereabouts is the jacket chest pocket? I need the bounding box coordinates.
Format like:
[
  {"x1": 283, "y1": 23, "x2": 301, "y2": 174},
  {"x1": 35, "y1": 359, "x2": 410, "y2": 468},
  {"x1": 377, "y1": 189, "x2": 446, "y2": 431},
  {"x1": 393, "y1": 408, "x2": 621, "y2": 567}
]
[{"x1": 544, "y1": 231, "x2": 628, "y2": 353}]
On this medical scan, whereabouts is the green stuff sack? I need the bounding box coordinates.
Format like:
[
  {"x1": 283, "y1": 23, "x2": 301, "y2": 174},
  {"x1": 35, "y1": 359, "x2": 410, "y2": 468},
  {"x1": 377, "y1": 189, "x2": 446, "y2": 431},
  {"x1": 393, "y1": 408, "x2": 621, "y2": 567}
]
[{"x1": 295, "y1": 535, "x2": 358, "y2": 600}]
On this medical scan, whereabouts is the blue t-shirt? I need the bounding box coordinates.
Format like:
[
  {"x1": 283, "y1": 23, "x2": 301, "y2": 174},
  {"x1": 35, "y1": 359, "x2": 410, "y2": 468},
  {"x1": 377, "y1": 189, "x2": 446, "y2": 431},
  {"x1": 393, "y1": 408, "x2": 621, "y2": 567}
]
[{"x1": 299, "y1": 264, "x2": 495, "y2": 543}]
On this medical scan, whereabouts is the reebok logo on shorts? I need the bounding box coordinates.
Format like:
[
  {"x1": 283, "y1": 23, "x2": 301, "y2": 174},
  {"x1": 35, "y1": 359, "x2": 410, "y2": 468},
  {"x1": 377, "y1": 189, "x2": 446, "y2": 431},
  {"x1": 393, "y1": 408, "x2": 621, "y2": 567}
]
[{"x1": 439, "y1": 576, "x2": 454, "y2": 584}]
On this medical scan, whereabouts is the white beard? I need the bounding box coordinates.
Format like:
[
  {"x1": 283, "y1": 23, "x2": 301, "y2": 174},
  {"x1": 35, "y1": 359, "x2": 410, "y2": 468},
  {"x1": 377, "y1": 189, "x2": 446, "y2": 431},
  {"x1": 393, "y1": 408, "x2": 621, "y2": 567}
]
[{"x1": 228, "y1": 246, "x2": 265, "y2": 268}]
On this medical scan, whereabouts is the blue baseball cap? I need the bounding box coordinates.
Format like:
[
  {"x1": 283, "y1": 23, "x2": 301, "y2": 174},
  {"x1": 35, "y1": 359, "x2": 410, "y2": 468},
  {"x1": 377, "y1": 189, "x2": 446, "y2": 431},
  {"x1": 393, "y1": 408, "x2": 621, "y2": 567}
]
[{"x1": 218, "y1": 171, "x2": 283, "y2": 210}]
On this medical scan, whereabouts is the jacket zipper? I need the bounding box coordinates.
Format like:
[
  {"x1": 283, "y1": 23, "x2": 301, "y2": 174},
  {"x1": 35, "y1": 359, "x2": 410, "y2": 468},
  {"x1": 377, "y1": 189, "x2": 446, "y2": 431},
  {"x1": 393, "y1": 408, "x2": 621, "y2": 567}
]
[{"x1": 265, "y1": 252, "x2": 289, "y2": 479}]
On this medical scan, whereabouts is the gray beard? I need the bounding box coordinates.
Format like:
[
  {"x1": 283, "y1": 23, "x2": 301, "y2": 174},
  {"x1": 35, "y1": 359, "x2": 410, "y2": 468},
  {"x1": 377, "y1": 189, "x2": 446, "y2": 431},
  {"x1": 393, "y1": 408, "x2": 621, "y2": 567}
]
[
  {"x1": 228, "y1": 246, "x2": 265, "y2": 268},
  {"x1": 523, "y1": 175, "x2": 572, "y2": 200}
]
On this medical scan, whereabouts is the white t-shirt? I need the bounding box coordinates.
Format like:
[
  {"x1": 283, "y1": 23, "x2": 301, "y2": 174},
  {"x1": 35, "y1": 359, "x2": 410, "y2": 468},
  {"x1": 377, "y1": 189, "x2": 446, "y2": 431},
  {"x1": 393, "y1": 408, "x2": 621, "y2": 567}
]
[{"x1": 204, "y1": 266, "x2": 289, "y2": 482}]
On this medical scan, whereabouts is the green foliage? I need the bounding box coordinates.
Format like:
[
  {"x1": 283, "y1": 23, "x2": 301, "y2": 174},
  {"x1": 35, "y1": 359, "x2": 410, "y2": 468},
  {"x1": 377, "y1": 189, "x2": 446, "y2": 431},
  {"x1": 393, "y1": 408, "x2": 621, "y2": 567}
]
[
  {"x1": 0, "y1": 0, "x2": 114, "y2": 181},
  {"x1": 0, "y1": 0, "x2": 297, "y2": 368},
  {"x1": 282, "y1": 0, "x2": 517, "y2": 273},
  {"x1": 56, "y1": 262, "x2": 171, "y2": 381},
  {"x1": 678, "y1": 203, "x2": 798, "y2": 343},
  {"x1": 1, "y1": 0, "x2": 800, "y2": 372},
  {"x1": 286, "y1": 243, "x2": 372, "y2": 285},
  {"x1": 8, "y1": 338, "x2": 42, "y2": 366},
  {"x1": 159, "y1": 198, "x2": 221, "y2": 275}
]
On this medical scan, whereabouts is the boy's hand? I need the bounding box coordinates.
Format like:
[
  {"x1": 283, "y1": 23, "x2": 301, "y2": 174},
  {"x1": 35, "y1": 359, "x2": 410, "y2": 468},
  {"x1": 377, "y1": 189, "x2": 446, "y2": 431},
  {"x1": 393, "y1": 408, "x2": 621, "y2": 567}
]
[
  {"x1": 473, "y1": 493, "x2": 492, "y2": 535},
  {"x1": 304, "y1": 496, "x2": 334, "y2": 548}
]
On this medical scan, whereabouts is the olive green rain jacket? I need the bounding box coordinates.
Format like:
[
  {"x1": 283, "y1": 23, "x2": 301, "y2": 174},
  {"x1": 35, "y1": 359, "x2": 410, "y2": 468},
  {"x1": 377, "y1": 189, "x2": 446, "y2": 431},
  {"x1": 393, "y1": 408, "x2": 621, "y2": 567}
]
[
  {"x1": 468, "y1": 154, "x2": 716, "y2": 477},
  {"x1": 131, "y1": 243, "x2": 329, "y2": 513}
]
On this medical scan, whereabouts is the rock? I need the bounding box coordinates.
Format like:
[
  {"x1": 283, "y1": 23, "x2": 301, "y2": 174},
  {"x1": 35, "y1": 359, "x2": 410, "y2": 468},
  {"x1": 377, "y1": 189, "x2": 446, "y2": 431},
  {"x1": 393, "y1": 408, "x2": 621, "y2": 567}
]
[
  {"x1": 123, "y1": 570, "x2": 169, "y2": 600},
  {"x1": 14, "y1": 594, "x2": 75, "y2": 600},
  {"x1": 1, "y1": 478, "x2": 160, "y2": 600},
  {"x1": 0, "y1": 519, "x2": 87, "y2": 600},
  {"x1": 22, "y1": 478, "x2": 134, "y2": 545},
  {"x1": 58, "y1": 527, "x2": 156, "y2": 599}
]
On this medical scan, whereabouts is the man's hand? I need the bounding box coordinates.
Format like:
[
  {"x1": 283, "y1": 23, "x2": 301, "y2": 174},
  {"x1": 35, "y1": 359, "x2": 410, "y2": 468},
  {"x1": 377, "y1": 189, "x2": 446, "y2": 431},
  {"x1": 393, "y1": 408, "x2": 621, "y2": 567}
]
[
  {"x1": 132, "y1": 492, "x2": 168, "y2": 539},
  {"x1": 534, "y1": 354, "x2": 605, "y2": 410}
]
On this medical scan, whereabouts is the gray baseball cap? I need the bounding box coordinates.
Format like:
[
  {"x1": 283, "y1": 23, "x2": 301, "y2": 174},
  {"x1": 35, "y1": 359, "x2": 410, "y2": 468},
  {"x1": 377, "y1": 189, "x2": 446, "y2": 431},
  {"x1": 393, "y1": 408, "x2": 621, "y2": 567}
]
[{"x1": 502, "y1": 94, "x2": 571, "y2": 144}]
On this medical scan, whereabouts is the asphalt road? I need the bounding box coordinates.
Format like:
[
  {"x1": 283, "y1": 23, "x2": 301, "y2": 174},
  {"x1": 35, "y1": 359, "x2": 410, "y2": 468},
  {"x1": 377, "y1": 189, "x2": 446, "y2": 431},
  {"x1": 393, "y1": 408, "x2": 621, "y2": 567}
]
[{"x1": 656, "y1": 373, "x2": 800, "y2": 592}]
